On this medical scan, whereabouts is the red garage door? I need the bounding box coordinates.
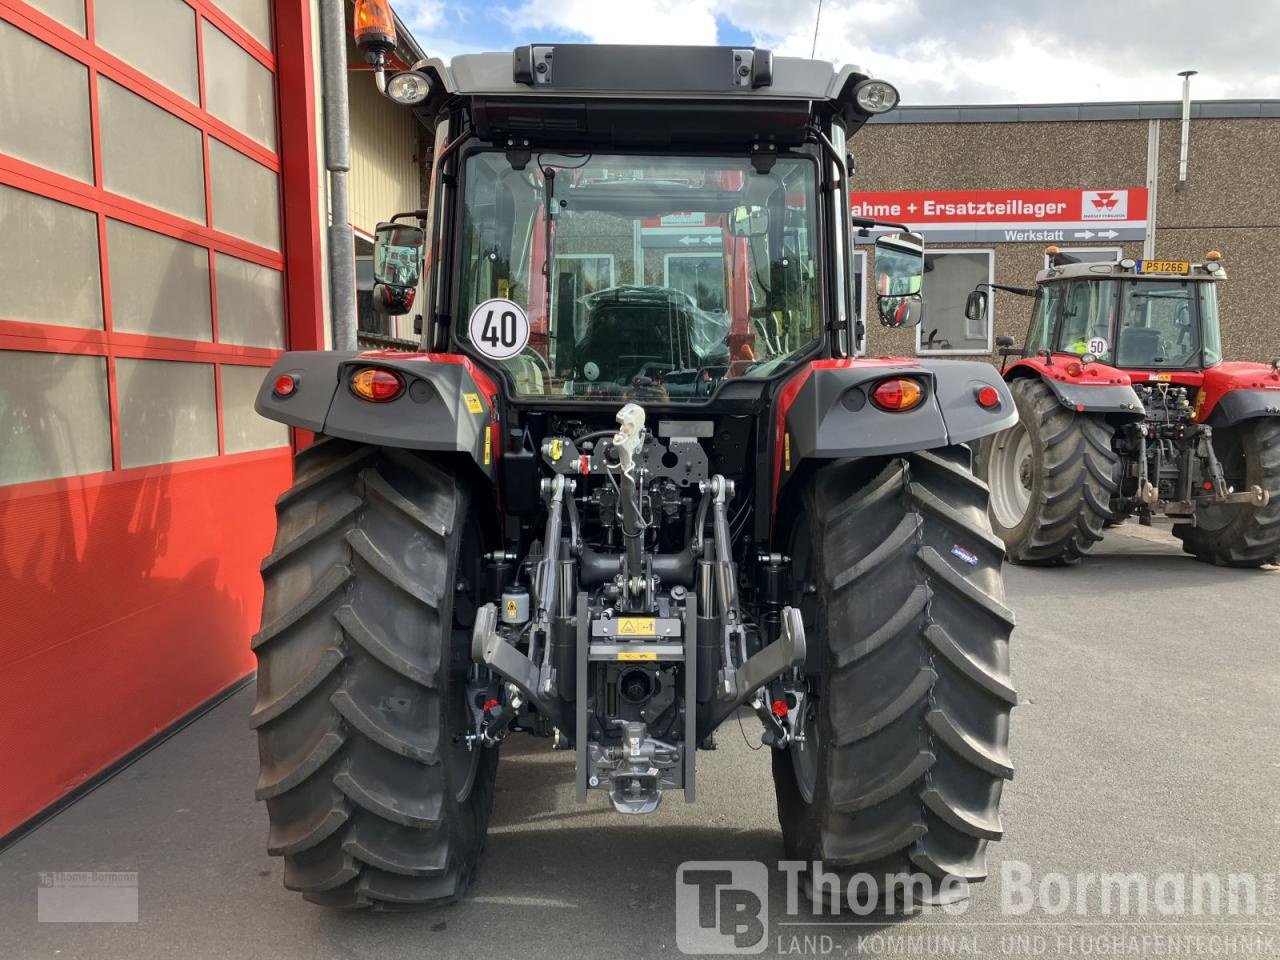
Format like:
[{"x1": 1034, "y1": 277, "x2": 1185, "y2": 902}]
[{"x1": 0, "y1": 0, "x2": 322, "y2": 837}]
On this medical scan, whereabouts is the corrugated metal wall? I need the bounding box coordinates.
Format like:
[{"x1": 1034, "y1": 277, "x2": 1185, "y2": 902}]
[{"x1": 347, "y1": 59, "x2": 421, "y2": 235}]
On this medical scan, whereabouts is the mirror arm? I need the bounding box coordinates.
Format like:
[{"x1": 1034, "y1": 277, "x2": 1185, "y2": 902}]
[
  {"x1": 850, "y1": 214, "x2": 912, "y2": 233},
  {"x1": 979, "y1": 282, "x2": 1035, "y2": 297}
]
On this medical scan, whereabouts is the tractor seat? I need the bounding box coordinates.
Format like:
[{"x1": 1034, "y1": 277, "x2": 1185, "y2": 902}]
[{"x1": 1118, "y1": 326, "x2": 1164, "y2": 365}]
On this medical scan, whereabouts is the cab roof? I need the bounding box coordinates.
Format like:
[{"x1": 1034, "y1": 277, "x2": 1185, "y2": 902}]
[
  {"x1": 1036, "y1": 259, "x2": 1226, "y2": 284},
  {"x1": 410, "y1": 45, "x2": 882, "y2": 144}
]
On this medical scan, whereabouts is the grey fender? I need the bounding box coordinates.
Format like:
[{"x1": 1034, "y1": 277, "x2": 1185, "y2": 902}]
[
  {"x1": 779, "y1": 360, "x2": 1018, "y2": 478},
  {"x1": 1039, "y1": 378, "x2": 1146, "y2": 419},
  {"x1": 255, "y1": 351, "x2": 499, "y2": 477},
  {"x1": 1203, "y1": 388, "x2": 1280, "y2": 428}
]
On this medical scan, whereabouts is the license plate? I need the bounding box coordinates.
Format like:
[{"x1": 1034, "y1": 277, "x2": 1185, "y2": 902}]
[{"x1": 1137, "y1": 259, "x2": 1190, "y2": 274}]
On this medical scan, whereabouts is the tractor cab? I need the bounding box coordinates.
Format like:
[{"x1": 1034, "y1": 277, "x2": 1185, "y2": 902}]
[
  {"x1": 1027, "y1": 249, "x2": 1225, "y2": 371},
  {"x1": 969, "y1": 248, "x2": 1227, "y2": 374}
]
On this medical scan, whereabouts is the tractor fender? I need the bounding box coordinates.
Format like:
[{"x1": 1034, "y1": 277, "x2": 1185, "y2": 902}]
[
  {"x1": 1195, "y1": 361, "x2": 1280, "y2": 427},
  {"x1": 255, "y1": 350, "x2": 501, "y2": 478},
  {"x1": 775, "y1": 358, "x2": 1017, "y2": 492},
  {"x1": 1005, "y1": 356, "x2": 1145, "y2": 419},
  {"x1": 1201, "y1": 388, "x2": 1280, "y2": 427}
]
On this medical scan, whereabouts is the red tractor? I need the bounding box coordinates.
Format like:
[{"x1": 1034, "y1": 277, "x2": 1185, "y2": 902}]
[
  {"x1": 968, "y1": 249, "x2": 1280, "y2": 566},
  {"x1": 248, "y1": 38, "x2": 1022, "y2": 909}
]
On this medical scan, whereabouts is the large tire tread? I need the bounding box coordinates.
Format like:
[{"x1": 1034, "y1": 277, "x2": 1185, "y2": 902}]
[
  {"x1": 253, "y1": 438, "x2": 497, "y2": 910},
  {"x1": 773, "y1": 447, "x2": 1015, "y2": 897},
  {"x1": 983, "y1": 378, "x2": 1119, "y2": 565},
  {"x1": 1175, "y1": 418, "x2": 1280, "y2": 567}
]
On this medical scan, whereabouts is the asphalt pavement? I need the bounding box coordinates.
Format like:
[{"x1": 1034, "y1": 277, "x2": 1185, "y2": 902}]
[{"x1": 2, "y1": 521, "x2": 1277, "y2": 960}]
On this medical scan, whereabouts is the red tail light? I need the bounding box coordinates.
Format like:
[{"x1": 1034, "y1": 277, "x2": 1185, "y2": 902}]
[
  {"x1": 272, "y1": 373, "x2": 298, "y2": 397},
  {"x1": 870, "y1": 377, "x2": 925, "y2": 412},
  {"x1": 976, "y1": 385, "x2": 1001, "y2": 409},
  {"x1": 350, "y1": 367, "x2": 404, "y2": 402}
]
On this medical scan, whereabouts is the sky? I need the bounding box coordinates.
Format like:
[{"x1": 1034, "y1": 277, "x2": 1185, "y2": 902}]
[{"x1": 392, "y1": 0, "x2": 1279, "y2": 105}]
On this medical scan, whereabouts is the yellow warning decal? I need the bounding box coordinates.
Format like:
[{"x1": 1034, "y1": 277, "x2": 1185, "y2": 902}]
[
  {"x1": 617, "y1": 651, "x2": 658, "y2": 661},
  {"x1": 504, "y1": 599, "x2": 518, "y2": 618},
  {"x1": 784, "y1": 432, "x2": 792, "y2": 472},
  {"x1": 617, "y1": 617, "x2": 657, "y2": 636},
  {"x1": 483, "y1": 426, "x2": 492, "y2": 465},
  {"x1": 463, "y1": 392, "x2": 484, "y2": 414},
  {"x1": 497, "y1": 278, "x2": 510, "y2": 299}
]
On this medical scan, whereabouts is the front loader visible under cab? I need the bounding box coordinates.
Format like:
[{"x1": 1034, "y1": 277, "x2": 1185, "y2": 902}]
[{"x1": 249, "y1": 17, "x2": 1021, "y2": 911}]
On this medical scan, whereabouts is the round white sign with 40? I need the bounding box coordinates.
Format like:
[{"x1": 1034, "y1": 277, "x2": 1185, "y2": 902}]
[{"x1": 468, "y1": 298, "x2": 530, "y2": 360}]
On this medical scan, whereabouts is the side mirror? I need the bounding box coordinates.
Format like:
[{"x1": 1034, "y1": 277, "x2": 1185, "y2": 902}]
[
  {"x1": 878, "y1": 294, "x2": 923, "y2": 329},
  {"x1": 729, "y1": 205, "x2": 769, "y2": 238},
  {"x1": 965, "y1": 290, "x2": 988, "y2": 324},
  {"x1": 996, "y1": 335, "x2": 1015, "y2": 349},
  {"x1": 372, "y1": 221, "x2": 423, "y2": 316},
  {"x1": 874, "y1": 231, "x2": 924, "y2": 328}
]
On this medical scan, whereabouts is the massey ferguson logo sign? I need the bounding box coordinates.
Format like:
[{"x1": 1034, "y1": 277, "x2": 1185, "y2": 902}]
[
  {"x1": 851, "y1": 187, "x2": 1148, "y2": 243},
  {"x1": 1082, "y1": 189, "x2": 1129, "y2": 220}
]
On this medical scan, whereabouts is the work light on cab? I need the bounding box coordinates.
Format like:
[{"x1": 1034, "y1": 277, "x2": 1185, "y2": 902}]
[
  {"x1": 870, "y1": 377, "x2": 924, "y2": 412},
  {"x1": 852, "y1": 78, "x2": 899, "y2": 114},
  {"x1": 350, "y1": 367, "x2": 403, "y2": 402},
  {"x1": 386, "y1": 70, "x2": 433, "y2": 105}
]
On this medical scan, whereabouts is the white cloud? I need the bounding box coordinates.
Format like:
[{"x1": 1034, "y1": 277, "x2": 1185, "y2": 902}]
[
  {"x1": 504, "y1": 0, "x2": 721, "y2": 45},
  {"x1": 395, "y1": 0, "x2": 1280, "y2": 103},
  {"x1": 394, "y1": 0, "x2": 446, "y2": 33}
]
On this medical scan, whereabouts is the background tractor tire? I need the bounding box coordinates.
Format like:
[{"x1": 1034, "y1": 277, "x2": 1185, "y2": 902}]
[
  {"x1": 1175, "y1": 418, "x2": 1280, "y2": 567},
  {"x1": 252, "y1": 438, "x2": 497, "y2": 909},
  {"x1": 772, "y1": 447, "x2": 1016, "y2": 906},
  {"x1": 976, "y1": 377, "x2": 1119, "y2": 565}
]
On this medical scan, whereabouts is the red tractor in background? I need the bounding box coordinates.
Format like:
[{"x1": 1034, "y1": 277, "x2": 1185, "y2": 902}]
[{"x1": 967, "y1": 248, "x2": 1280, "y2": 567}]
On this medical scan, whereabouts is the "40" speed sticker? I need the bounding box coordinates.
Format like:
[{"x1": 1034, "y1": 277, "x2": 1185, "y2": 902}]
[{"x1": 468, "y1": 298, "x2": 530, "y2": 360}]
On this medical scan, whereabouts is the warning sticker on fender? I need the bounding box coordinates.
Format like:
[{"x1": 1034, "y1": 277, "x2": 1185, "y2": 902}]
[{"x1": 463, "y1": 392, "x2": 484, "y2": 414}]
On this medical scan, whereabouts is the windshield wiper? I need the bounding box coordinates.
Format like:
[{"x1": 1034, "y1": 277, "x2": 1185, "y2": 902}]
[{"x1": 542, "y1": 165, "x2": 556, "y2": 324}]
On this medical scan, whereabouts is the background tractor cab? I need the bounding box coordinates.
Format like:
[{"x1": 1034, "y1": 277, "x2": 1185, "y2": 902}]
[
  {"x1": 966, "y1": 247, "x2": 1226, "y2": 375},
  {"x1": 968, "y1": 248, "x2": 1280, "y2": 567}
]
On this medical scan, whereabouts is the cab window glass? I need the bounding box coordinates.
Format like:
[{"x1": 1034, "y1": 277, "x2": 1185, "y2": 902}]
[
  {"x1": 1026, "y1": 284, "x2": 1061, "y2": 353},
  {"x1": 1057, "y1": 279, "x2": 1117, "y2": 360}
]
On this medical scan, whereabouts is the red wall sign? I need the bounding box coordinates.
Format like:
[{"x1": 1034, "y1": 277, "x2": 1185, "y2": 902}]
[{"x1": 852, "y1": 188, "x2": 1150, "y2": 242}]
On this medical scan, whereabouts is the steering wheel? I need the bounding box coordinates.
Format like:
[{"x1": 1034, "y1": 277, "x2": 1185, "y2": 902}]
[{"x1": 612, "y1": 355, "x2": 669, "y2": 385}]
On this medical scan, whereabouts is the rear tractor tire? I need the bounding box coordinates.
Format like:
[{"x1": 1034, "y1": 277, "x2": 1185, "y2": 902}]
[
  {"x1": 1176, "y1": 418, "x2": 1280, "y2": 567},
  {"x1": 251, "y1": 438, "x2": 497, "y2": 909},
  {"x1": 772, "y1": 448, "x2": 1016, "y2": 907},
  {"x1": 976, "y1": 378, "x2": 1119, "y2": 565}
]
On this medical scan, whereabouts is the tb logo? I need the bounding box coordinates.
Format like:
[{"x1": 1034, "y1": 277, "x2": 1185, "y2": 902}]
[{"x1": 675, "y1": 861, "x2": 768, "y2": 954}]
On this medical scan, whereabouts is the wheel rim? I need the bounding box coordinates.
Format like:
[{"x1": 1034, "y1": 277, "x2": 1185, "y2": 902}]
[
  {"x1": 788, "y1": 521, "x2": 821, "y2": 804},
  {"x1": 448, "y1": 522, "x2": 484, "y2": 804},
  {"x1": 447, "y1": 673, "x2": 481, "y2": 803},
  {"x1": 988, "y1": 423, "x2": 1034, "y2": 529},
  {"x1": 790, "y1": 698, "x2": 820, "y2": 804}
]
